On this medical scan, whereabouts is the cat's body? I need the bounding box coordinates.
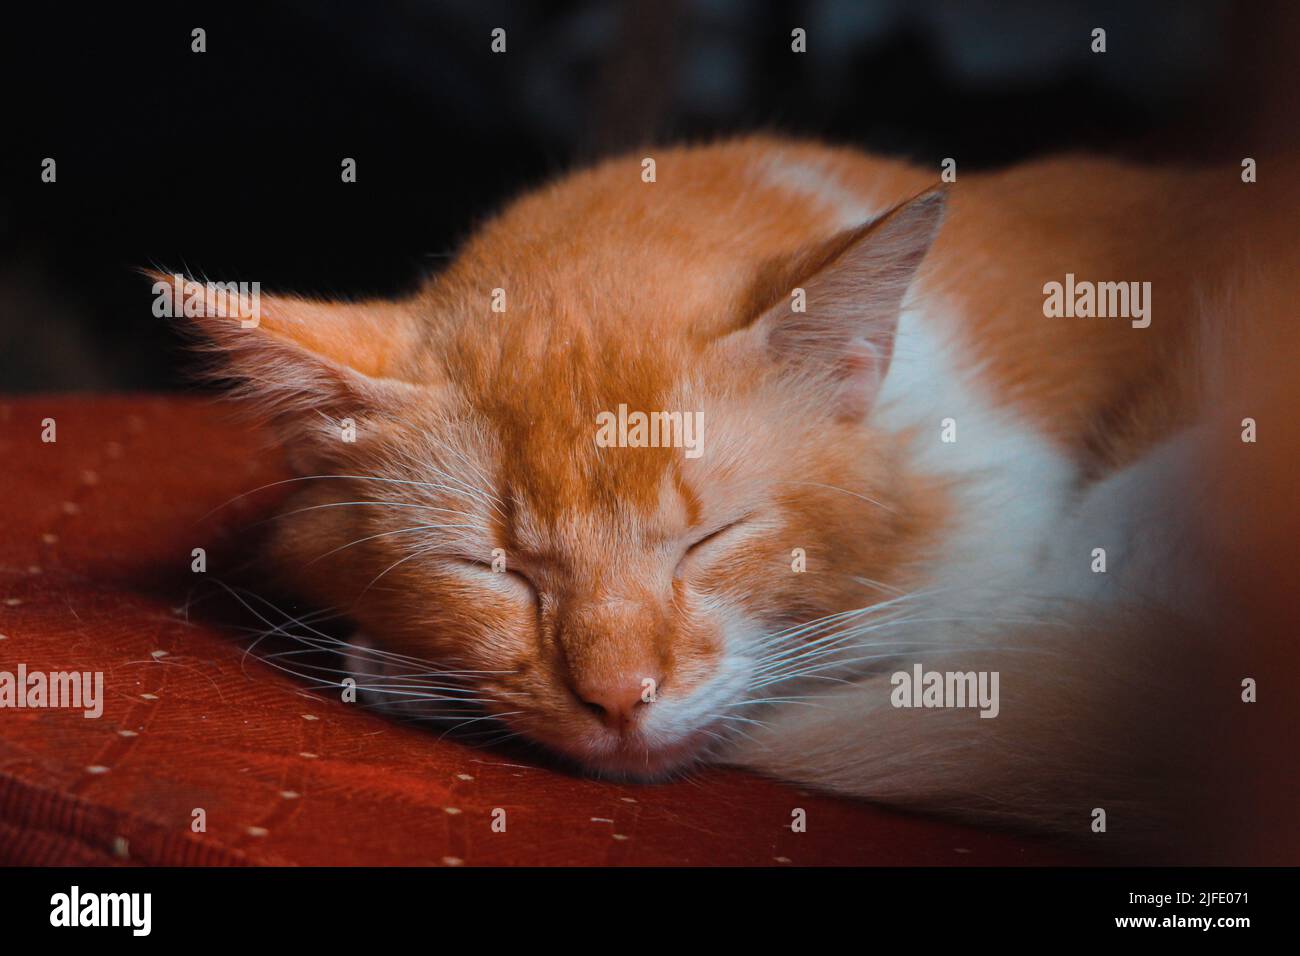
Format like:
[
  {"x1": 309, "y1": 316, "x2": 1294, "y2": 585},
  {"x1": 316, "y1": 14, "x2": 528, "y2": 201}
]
[{"x1": 176, "y1": 138, "x2": 1297, "y2": 847}]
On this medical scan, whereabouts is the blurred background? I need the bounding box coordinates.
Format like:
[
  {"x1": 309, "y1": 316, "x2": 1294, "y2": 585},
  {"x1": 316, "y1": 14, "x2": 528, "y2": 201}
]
[{"x1": 4, "y1": 0, "x2": 1298, "y2": 392}]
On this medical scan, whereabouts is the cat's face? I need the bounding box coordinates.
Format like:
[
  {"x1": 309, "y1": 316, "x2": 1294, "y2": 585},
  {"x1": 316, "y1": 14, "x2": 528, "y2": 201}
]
[
  {"x1": 264, "y1": 339, "x2": 936, "y2": 778},
  {"x1": 179, "y1": 151, "x2": 944, "y2": 778}
]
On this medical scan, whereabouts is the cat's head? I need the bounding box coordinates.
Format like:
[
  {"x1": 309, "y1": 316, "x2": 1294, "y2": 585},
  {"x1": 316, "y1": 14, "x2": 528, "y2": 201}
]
[{"x1": 172, "y1": 150, "x2": 945, "y2": 778}]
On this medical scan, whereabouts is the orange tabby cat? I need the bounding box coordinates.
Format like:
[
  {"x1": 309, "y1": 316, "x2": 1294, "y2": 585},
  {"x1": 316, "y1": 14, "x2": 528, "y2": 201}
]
[{"x1": 167, "y1": 137, "x2": 1298, "y2": 853}]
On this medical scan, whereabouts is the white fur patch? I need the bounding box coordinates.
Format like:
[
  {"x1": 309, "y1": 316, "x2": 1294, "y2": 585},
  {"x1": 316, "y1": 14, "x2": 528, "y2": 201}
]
[
  {"x1": 1027, "y1": 425, "x2": 1216, "y2": 620},
  {"x1": 756, "y1": 151, "x2": 883, "y2": 228},
  {"x1": 873, "y1": 301, "x2": 1078, "y2": 619}
]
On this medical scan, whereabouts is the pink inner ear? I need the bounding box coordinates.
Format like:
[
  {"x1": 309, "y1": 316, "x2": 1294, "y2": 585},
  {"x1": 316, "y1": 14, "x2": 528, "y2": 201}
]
[
  {"x1": 834, "y1": 339, "x2": 892, "y2": 419},
  {"x1": 749, "y1": 188, "x2": 945, "y2": 420}
]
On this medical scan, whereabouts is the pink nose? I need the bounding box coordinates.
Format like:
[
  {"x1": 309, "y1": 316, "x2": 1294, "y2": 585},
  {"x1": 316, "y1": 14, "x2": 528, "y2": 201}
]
[{"x1": 574, "y1": 674, "x2": 661, "y2": 731}]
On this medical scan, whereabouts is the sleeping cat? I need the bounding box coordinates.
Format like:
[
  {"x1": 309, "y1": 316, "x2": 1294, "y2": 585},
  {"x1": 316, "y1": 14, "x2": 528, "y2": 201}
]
[{"x1": 168, "y1": 137, "x2": 1297, "y2": 843}]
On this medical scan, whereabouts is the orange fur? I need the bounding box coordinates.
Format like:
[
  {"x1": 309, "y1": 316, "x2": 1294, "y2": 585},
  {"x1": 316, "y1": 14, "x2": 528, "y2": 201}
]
[{"x1": 175, "y1": 137, "x2": 1297, "y2": 843}]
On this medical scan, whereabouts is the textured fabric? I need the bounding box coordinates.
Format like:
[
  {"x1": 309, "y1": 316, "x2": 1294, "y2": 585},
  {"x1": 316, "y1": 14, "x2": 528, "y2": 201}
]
[{"x1": 0, "y1": 396, "x2": 1092, "y2": 865}]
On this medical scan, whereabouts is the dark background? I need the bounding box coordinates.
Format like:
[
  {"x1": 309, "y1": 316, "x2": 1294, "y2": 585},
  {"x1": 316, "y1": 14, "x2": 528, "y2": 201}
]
[{"x1": 4, "y1": 0, "x2": 1297, "y2": 392}]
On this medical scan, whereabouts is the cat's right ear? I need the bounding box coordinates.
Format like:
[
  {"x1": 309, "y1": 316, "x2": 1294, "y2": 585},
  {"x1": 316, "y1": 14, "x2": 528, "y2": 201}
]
[
  {"x1": 736, "y1": 187, "x2": 946, "y2": 420},
  {"x1": 150, "y1": 271, "x2": 430, "y2": 445}
]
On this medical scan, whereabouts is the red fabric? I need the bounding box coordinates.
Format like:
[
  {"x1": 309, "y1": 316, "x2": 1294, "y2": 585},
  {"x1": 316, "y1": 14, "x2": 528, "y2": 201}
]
[{"x1": 0, "y1": 396, "x2": 1094, "y2": 865}]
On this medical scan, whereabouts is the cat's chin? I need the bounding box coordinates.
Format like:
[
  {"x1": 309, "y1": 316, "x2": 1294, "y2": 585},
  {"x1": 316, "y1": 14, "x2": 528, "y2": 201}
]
[{"x1": 550, "y1": 731, "x2": 717, "y2": 783}]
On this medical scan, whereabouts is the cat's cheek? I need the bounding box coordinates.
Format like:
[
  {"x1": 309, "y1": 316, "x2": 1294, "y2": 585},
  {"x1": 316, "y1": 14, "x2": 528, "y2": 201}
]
[
  {"x1": 686, "y1": 539, "x2": 804, "y2": 629},
  {"x1": 633, "y1": 608, "x2": 763, "y2": 751}
]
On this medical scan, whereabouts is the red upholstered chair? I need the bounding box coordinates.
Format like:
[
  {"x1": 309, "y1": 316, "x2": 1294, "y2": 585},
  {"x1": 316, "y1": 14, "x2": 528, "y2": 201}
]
[{"x1": 0, "y1": 397, "x2": 1093, "y2": 865}]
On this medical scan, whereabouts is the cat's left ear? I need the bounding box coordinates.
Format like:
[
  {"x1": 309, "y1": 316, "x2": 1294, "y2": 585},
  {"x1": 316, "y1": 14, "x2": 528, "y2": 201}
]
[
  {"x1": 150, "y1": 272, "x2": 431, "y2": 459},
  {"x1": 747, "y1": 187, "x2": 946, "y2": 420}
]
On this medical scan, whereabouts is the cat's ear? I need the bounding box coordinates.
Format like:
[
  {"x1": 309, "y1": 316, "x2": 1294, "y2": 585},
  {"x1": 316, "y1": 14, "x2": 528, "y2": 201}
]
[
  {"x1": 747, "y1": 187, "x2": 945, "y2": 419},
  {"x1": 151, "y1": 271, "x2": 427, "y2": 443}
]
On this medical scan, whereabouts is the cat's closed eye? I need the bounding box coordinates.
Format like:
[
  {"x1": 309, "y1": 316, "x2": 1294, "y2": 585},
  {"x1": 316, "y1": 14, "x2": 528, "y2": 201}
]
[
  {"x1": 453, "y1": 557, "x2": 537, "y2": 604},
  {"x1": 677, "y1": 517, "x2": 751, "y2": 574}
]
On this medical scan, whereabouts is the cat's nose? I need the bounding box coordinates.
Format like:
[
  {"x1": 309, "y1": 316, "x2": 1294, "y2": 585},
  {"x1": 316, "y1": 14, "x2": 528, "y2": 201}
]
[{"x1": 574, "y1": 674, "x2": 660, "y2": 732}]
